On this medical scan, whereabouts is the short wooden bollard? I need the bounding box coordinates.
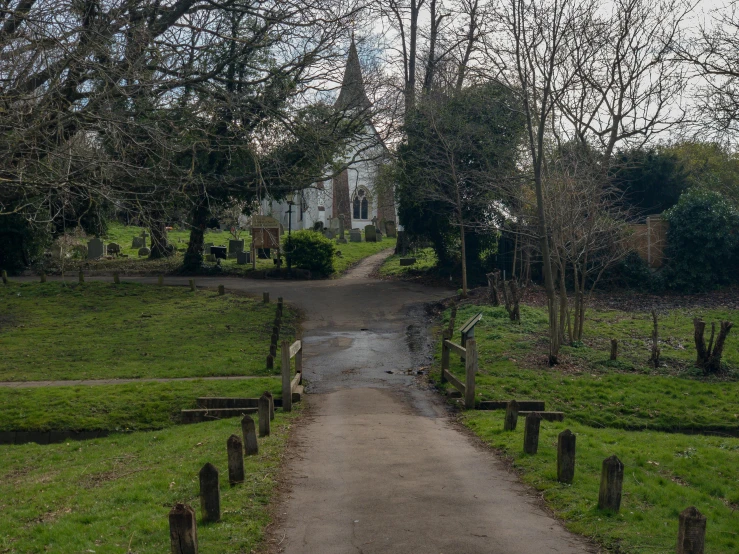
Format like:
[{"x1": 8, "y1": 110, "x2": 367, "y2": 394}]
[
  {"x1": 504, "y1": 400, "x2": 519, "y2": 431},
  {"x1": 218, "y1": 285, "x2": 224, "y2": 296},
  {"x1": 557, "y1": 429, "x2": 576, "y2": 484},
  {"x1": 464, "y1": 338, "x2": 477, "y2": 409},
  {"x1": 440, "y1": 329, "x2": 451, "y2": 385},
  {"x1": 266, "y1": 354, "x2": 274, "y2": 369},
  {"x1": 113, "y1": 272, "x2": 120, "y2": 285},
  {"x1": 677, "y1": 506, "x2": 706, "y2": 554},
  {"x1": 227, "y1": 435, "x2": 245, "y2": 485},
  {"x1": 40, "y1": 272, "x2": 46, "y2": 283},
  {"x1": 78, "y1": 270, "x2": 84, "y2": 284},
  {"x1": 189, "y1": 279, "x2": 196, "y2": 292},
  {"x1": 158, "y1": 275, "x2": 164, "y2": 286},
  {"x1": 281, "y1": 340, "x2": 292, "y2": 412},
  {"x1": 263, "y1": 292, "x2": 269, "y2": 303},
  {"x1": 523, "y1": 412, "x2": 542, "y2": 454},
  {"x1": 169, "y1": 503, "x2": 198, "y2": 554},
  {"x1": 258, "y1": 394, "x2": 271, "y2": 437},
  {"x1": 263, "y1": 390, "x2": 275, "y2": 421},
  {"x1": 1, "y1": 270, "x2": 7, "y2": 285},
  {"x1": 199, "y1": 463, "x2": 220, "y2": 522},
  {"x1": 598, "y1": 455, "x2": 624, "y2": 512},
  {"x1": 269, "y1": 343, "x2": 277, "y2": 358},
  {"x1": 610, "y1": 339, "x2": 618, "y2": 361},
  {"x1": 241, "y1": 415, "x2": 258, "y2": 456}
]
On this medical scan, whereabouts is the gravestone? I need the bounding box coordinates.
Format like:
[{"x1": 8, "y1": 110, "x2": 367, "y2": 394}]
[
  {"x1": 396, "y1": 231, "x2": 409, "y2": 255},
  {"x1": 87, "y1": 238, "x2": 105, "y2": 259},
  {"x1": 210, "y1": 246, "x2": 227, "y2": 260},
  {"x1": 205, "y1": 254, "x2": 216, "y2": 262},
  {"x1": 313, "y1": 221, "x2": 324, "y2": 232},
  {"x1": 236, "y1": 251, "x2": 250, "y2": 265},
  {"x1": 349, "y1": 229, "x2": 362, "y2": 242},
  {"x1": 385, "y1": 221, "x2": 397, "y2": 238},
  {"x1": 400, "y1": 257, "x2": 416, "y2": 266},
  {"x1": 364, "y1": 225, "x2": 377, "y2": 242},
  {"x1": 107, "y1": 242, "x2": 121, "y2": 256},
  {"x1": 337, "y1": 215, "x2": 347, "y2": 244},
  {"x1": 138, "y1": 247, "x2": 151, "y2": 257},
  {"x1": 228, "y1": 239, "x2": 244, "y2": 254},
  {"x1": 203, "y1": 243, "x2": 213, "y2": 255},
  {"x1": 51, "y1": 245, "x2": 63, "y2": 259},
  {"x1": 325, "y1": 229, "x2": 336, "y2": 240},
  {"x1": 132, "y1": 237, "x2": 144, "y2": 249}
]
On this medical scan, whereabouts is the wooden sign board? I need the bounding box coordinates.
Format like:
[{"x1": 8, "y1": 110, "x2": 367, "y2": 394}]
[{"x1": 251, "y1": 216, "x2": 282, "y2": 249}]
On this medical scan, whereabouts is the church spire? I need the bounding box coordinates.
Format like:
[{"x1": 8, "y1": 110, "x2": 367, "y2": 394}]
[{"x1": 335, "y1": 37, "x2": 371, "y2": 111}]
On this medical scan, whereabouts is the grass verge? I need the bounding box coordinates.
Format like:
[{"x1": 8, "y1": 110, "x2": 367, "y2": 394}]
[
  {"x1": 0, "y1": 412, "x2": 296, "y2": 553},
  {"x1": 379, "y1": 247, "x2": 437, "y2": 278}
]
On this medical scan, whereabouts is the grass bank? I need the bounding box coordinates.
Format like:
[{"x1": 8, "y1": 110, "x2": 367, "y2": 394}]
[
  {"x1": 437, "y1": 302, "x2": 739, "y2": 552},
  {"x1": 379, "y1": 247, "x2": 437, "y2": 278},
  {"x1": 0, "y1": 413, "x2": 296, "y2": 553}
]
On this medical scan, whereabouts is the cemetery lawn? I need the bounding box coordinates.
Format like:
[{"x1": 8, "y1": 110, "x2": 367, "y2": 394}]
[
  {"x1": 0, "y1": 412, "x2": 296, "y2": 553},
  {"x1": 379, "y1": 247, "x2": 437, "y2": 278},
  {"x1": 0, "y1": 281, "x2": 297, "y2": 381},
  {"x1": 439, "y1": 303, "x2": 739, "y2": 553},
  {"x1": 332, "y1": 237, "x2": 396, "y2": 274}
]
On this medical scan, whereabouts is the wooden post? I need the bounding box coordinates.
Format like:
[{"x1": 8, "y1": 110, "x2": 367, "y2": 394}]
[
  {"x1": 189, "y1": 279, "x2": 195, "y2": 292},
  {"x1": 113, "y1": 272, "x2": 120, "y2": 285},
  {"x1": 169, "y1": 503, "x2": 198, "y2": 554},
  {"x1": 266, "y1": 354, "x2": 274, "y2": 369},
  {"x1": 258, "y1": 394, "x2": 271, "y2": 437},
  {"x1": 440, "y1": 329, "x2": 451, "y2": 385},
  {"x1": 598, "y1": 455, "x2": 624, "y2": 512},
  {"x1": 557, "y1": 429, "x2": 576, "y2": 484},
  {"x1": 464, "y1": 339, "x2": 477, "y2": 409},
  {"x1": 610, "y1": 339, "x2": 618, "y2": 361},
  {"x1": 198, "y1": 463, "x2": 220, "y2": 522},
  {"x1": 296, "y1": 342, "x2": 303, "y2": 375},
  {"x1": 1, "y1": 270, "x2": 7, "y2": 285},
  {"x1": 523, "y1": 412, "x2": 542, "y2": 454},
  {"x1": 269, "y1": 343, "x2": 277, "y2": 358},
  {"x1": 40, "y1": 272, "x2": 46, "y2": 283},
  {"x1": 263, "y1": 391, "x2": 275, "y2": 421},
  {"x1": 241, "y1": 415, "x2": 258, "y2": 456},
  {"x1": 218, "y1": 285, "x2": 224, "y2": 296},
  {"x1": 158, "y1": 275, "x2": 164, "y2": 286},
  {"x1": 281, "y1": 340, "x2": 292, "y2": 412},
  {"x1": 226, "y1": 435, "x2": 245, "y2": 485},
  {"x1": 78, "y1": 270, "x2": 84, "y2": 284},
  {"x1": 677, "y1": 506, "x2": 706, "y2": 554},
  {"x1": 504, "y1": 400, "x2": 519, "y2": 431},
  {"x1": 263, "y1": 292, "x2": 269, "y2": 303}
]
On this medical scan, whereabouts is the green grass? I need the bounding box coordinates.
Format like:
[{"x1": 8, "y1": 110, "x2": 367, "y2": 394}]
[
  {"x1": 332, "y1": 236, "x2": 396, "y2": 274},
  {"x1": 464, "y1": 412, "x2": 739, "y2": 553},
  {"x1": 379, "y1": 247, "x2": 437, "y2": 277},
  {"x1": 437, "y1": 301, "x2": 739, "y2": 552},
  {"x1": 0, "y1": 412, "x2": 296, "y2": 553},
  {"x1": 0, "y1": 379, "x2": 282, "y2": 432},
  {"x1": 0, "y1": 281, "x2": 296, "y2": 382}
]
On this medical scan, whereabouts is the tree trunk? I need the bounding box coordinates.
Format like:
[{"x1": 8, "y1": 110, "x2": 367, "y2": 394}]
[
  {"x1": 486, "y1": 271, "x2": 500, "y2": 306},
  {"x1": 650, "y1": 310, "x2": 660, "y2": 368},
  {"x1": 694, "y1": 318, "x2": 734, "y2": 374},
  {"x1": 511, "y1": 230, "x2": 518, "y2": 280},
  {"x1": 183, "y1": 194, "x2": 209, "y2": 270},
  {"x1": 610, "y1": 339, "x2": 618, "y2": 361},
  {"x1": 459, "y1": 222, "x2": 468, "y2": 297},
  {"x1": 149, "y1": 217, "x2": 174, "y2": 259}
]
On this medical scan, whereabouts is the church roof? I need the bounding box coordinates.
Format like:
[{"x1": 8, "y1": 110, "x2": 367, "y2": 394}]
[{"x1": 335, "y1": 38, "x2": 371, "y2": 111}]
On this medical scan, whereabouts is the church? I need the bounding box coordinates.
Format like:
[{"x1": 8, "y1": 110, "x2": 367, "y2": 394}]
[{"x1": 259, "y1": 39, "x2": 397, "y2": 235}]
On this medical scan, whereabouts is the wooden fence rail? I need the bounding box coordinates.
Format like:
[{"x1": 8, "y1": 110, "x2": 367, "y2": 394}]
[
  {"x1": 440, "y1": 329, "x2": 477, "y2": 409},
  {"x1": 281, "y1": 339, "x2": 303, "y2": 412}
]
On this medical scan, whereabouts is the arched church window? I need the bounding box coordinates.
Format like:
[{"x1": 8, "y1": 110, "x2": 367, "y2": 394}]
[{"x1": 353, "y1": 188, "x2": 370, "y2": 220}]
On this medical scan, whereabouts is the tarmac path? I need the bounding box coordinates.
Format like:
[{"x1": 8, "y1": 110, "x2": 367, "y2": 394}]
[{"x1": 16, "y1": 252, "x2": 594, "y2": 553}]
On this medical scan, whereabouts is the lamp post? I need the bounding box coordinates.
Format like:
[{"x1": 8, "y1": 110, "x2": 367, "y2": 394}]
[{"x1": 286, "y1": 192, "x2": 294, "y2": 277}]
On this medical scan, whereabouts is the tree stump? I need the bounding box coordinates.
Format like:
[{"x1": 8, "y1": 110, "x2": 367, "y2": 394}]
[
  {"x1": 227, "y1": 435, "x2": 245, "y2": 485},
  {"x1": 610, "y1": 339, "x2": 618, "y2": 361},
  {"x1": 557, "y1": 429, "x2": 576, "y2": 484},
  {"x1": 677, "y1": 506, "x2": 706, "y2": 554},
  {"x1": 263, "y1": 391, "x2": 275, "y2": 421},
  {"x1": 523, "y1": 412, "x2": 542, "y2": 454},
  {"x1": 218, "y1": 285, "x2": 224, "y2": 295},
  {"x1": 198, "y1": 463, "x2": 220, "y2": 522},
  {"x1": 504, "y1": 400, "x2": 519, "y2": 431},
  {"x1": 258, "y1": 394, "x2": 271, "y2": 437},
  {"x1": 694, "y1": 318, "x2": 734, "y2": 374},
  {"x1": 169, "y1": 503, "x2": 198, "y2": 554},
  {"x1": 598, "y1": 455, "x2": 624, "y2": 512},
  {"x1": 241, "y1": 415, "x2": 258, "y2": 456}
]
